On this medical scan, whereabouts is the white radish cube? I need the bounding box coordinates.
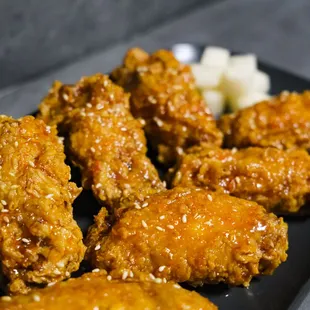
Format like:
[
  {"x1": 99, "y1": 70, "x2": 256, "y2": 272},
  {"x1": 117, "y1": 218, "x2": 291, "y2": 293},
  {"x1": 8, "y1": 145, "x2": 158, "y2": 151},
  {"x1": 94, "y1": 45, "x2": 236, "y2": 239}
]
[
  {"x1": 234, "y1": 92, "x2": 270, "y2": 111},
  {"x1": 229, "y1": 54, "x2": 257, "y2": 75},
  {"x1": 221, "y1": 67, "x2": 254, "y2": 101},
  {"x1": 200, "y1": 46, "x2": 230, "y2": 68},
  {"x1": 253, "y1": 70, "x2": 271, "y2": 93},
  {"x1": 191, "y1": 64, "x2": 224, "y2": 89},
  {"x1": 202, "y1": 90, "x2": 225, "y2": 117}
]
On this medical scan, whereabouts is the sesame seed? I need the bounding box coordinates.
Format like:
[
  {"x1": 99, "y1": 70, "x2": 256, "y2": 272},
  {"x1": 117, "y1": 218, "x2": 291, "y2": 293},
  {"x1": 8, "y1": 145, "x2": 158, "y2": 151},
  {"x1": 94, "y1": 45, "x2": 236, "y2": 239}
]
[
  {"x1": 107, "y1": 275, "x2": 112, "y2": 281},
  {"x1": 154, "y1": 278, "x2": 162, "y2": 284},
  {"x1": 1, "y1": 296, "x2": 11, "y2": 301},
  {"x1": 167, "y1": 225, "x2": 174, "y2": 229},
  {"x1": 29, "y1": 161, "x2": 35, "y2": 167},
  {"x1": 65, "y1": 271, "x2": 70, "y2": 277},
  {"x1": 95, "y1": 138, "x2": 100, "y2": 144},
  {"x1": 90, "y1": 147, "x2": 96, "y2": 153},
  {"x1": 129, "y1": 270, "x2": 134, "y2": 278},
  {"x1": 156, "y1": 226, "x2": 165, "y2": 232},
  {"x1": 22, "y1": 238, "x2": 30, "y2": 243},
  {"x1": 47, "y1": 282, "x2": 56, "y2": 287},
  {"x1": 93, "y1": 307, "x2": 99, "y2": 310},
  {"x1": 122, "y1": 270, "x2": 129, "y2": 280},
  {"x1": 46, "y1": 194, "x2": 54, "y2": 199},
  {"x1": 54, "y1": 269, "x2": 61, "y2": 275},
  {"x1": 153, "y1": 117, "x2": 164, "y2": 127},
  {"x1": 56, "y1": 261, "x2": 65, "y2": 268},
  {"x1": 92, "y1": 268, "x2": 100, "y2": 273},
  {"x1": 96, "y1": 104, "x2": 103, "y2": 110},
  {"x1": 141, "y1": 220, "x2": 148, "y2": 228},
  {"x1": 1, "y1": 209, "x2": 8, "y2": 213},
  {"x1": 159, "y1": 215, "x2": 165, "y2": 220},
  {"x1": 235, "y1": 177, "x2": 241, "y2": 184},
  {"x1": 33, "y1": 295, "x2": 40, "y2": 302},
  {"x1": 3, "y1": 216, "x2": 9, "y2": 223},
  {"x1": 46, "y1": 126, "x2": 51, "y2": 133},
  {"x1": 173, "y1": 284, "x2": 181, "y2": 289},
  {"x1": 134, "y1": 205, "x2": 141, "y2": 210},
  {"x1": 163, "y1": 278, "x2": 167, "y2": 283},
  {"x1": 14, "y1": 141, "x2": 18, "y2": 147},
  {"x1": 162, "y1": 181, "x2": 167, "y2": 187},
  {"x1": 86, "y1": 103, "x2": 92, "y2": 108},
  {"x1": 95, "y1": 183, "x2": 102, "y2": 189},
  {"x1": 1, "y1": 200, "x2": 7, "y2": 206},
  {"x1": 182, "y1": 214, "x2": 187, "y2": 223},
  {"x1": 207, "y1": 194, "x2": 213, "y2": 201},
  {"x1": 158, "y1": 266, "x2": 166, "y2": 272},
  {"x1": 80, "y1": 112, "x2": 86, "y2": 117},
  {"x1": 142, "y1": 202, "x2": 148, "y2": 208},
  {"x1": 149, "y1": 273, "x2": 156, "y2": 280},
  {"x1": 95, "y1": 244, "x2": 101, "y2": 251}
]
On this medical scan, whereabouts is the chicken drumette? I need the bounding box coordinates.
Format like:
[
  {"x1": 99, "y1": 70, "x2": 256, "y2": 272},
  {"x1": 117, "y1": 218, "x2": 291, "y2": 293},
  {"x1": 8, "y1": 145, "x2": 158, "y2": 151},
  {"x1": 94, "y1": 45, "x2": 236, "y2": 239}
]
[
  {"x1": 86, "y1": 187, "x2": 288, "y2": 287},
  {"x1": 111, "y1": 48, "x2": 223, "y2": 165},
  {"x1": 170, "y1": 145, "x2": 310, "y2": 213},
  {"x1": 219, "y1": 91, "x2": 310, "y2": 150},
  {"x1": 38, "y1": 74, "x2": 164, "y2": 214},
  {"x1": 0, "y1": 116, "x2": 85, "y2": 295}
]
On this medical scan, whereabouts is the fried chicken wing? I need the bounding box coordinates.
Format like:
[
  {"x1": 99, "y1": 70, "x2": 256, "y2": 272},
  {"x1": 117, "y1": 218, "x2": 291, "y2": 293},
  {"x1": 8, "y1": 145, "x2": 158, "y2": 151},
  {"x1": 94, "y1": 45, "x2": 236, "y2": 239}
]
[
  {"x1": 0, "y1": 271, "x2": 217, "y2": 310},
  {"x1": 38, "y1": 74, "x2": 164, "y2": 213},
  {"x1": 0, "y1": 116, "x2": 85, "y2": 295},
  {"x1": 171, "y1": 145, "x2": 310, "y2": 213},
  {"x1": 86, "y1": 187, "x2": 288, "y2": 287},
  {"x1": 219, "y1": 91, "x2": 310, "y2": 149},
  {"x1": 111, "y1": 48, "x2": 223, "y2": 165}
]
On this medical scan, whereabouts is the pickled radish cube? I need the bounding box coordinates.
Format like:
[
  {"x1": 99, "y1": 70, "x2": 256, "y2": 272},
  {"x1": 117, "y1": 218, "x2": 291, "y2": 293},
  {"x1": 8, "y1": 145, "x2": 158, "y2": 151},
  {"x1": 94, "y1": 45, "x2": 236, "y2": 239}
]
[
  {"x1": 221, "y1": 67, "x2": 254, "y2": 100},
  {"x1": 202, "y1": 90, "x2": 225, "y2": 117},
  {"x1": 200, "y1": 47, "x2": 230, "y2": 68},
  {"x1": 253, "y1": 70, "x2": 271, "y2": 93},
  {"x1": 191, "y1": 64, "x2": 224, "y2": 89},
  {"x1": 234, "y1": 92, "x2": 271, "y2": 110},
  {"x1": 229, "y1": 54, "x2": 257, "y2": 75}
]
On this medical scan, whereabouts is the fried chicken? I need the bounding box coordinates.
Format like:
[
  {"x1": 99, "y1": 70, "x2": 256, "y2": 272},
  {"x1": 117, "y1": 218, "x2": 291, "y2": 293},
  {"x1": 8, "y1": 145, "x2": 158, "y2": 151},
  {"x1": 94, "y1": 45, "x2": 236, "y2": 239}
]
[
  {"x1": 111, "y1": 48, "x2": 223, "y2": 165},
  {"x1": 0, "y1": 116, "x2": 85, "y2": 295},
  {"x1": 38, "y1": 74, "x2": 164, "y2": 213},
  {"x1": 219, "y1": 91, "x2": 310, "y2": 149},
  {"x1": 0, "y1": 271, "x2": 217, "y2": 310},
  {"x1": 170, "y1": 145, "x2": 310, "y2": 213},
  {"x1": 86, "y1": 187, "x2": 288, "y2": 287}
]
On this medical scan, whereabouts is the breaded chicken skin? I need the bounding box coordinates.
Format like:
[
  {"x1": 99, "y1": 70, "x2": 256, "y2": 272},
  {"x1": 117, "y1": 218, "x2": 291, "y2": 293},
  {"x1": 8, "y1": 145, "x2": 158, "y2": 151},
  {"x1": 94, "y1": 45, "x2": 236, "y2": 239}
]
[
  {"x1": 86, "y1": 187, "x2": 288, "y2": 287},
  {"x1": 219, "y1": 91, "x2": 310, "y2": 150},
  {"x1": 171, "y1": 145, "x2": 310, "y2": 213},
  {"x1": 0, "y1": 271, "x2": 217, "y2": 310},
  {"x1": 112, "y1": 48, "x2": 223, "y2": 165},
  {"x1": 38, "y1": 74, "x2": 164, "y2": 213},
  {"x1": 0, "y1": 116, "x2": 85, "y2": 295}
]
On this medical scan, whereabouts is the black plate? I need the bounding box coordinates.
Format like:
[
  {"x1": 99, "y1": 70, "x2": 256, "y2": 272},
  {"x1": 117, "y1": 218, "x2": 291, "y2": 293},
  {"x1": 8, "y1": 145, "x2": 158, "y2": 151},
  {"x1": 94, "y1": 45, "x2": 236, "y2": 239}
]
[
  {"x1": 170, "y1": 44, "x2": 310, "y2": 310},
  {"x1": 3, "y1": 44, "x2": 310, "y2": 309}
]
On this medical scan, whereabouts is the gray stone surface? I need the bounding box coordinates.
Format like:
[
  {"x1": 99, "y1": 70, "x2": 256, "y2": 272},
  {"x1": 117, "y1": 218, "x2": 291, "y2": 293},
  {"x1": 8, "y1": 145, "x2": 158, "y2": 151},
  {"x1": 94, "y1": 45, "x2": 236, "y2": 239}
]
[{"x1": 0, "y1": 0, "x2": 208, "y2": 88}]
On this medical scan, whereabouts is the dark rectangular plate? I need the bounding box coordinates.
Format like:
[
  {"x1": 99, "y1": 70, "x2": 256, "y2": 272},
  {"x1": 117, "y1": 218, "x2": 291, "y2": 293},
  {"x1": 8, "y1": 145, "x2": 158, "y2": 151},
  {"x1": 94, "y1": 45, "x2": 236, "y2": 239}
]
[
  {"x1": 2, "y1": 44, "x2": 310, "y2": 310},
  {"x1": 171, "y1": 44, "x2": 310, "y2": 310}
]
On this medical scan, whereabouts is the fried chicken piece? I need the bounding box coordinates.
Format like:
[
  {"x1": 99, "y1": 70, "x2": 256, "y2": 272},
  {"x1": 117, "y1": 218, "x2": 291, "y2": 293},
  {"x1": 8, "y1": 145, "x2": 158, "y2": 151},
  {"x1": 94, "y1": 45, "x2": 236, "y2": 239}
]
[
  {"x1": 171, "y1": 145, "x2": 310, "y2": 213},
  {"x1": 38, "y1": 74, "x2": 164, "y2": 213},
  {"x1": 0, "y1": 271, "x2": 217, "y2": 310},
  {"x1": 0, "y1": 116, "x2": 85, "y2": 295},
  {"x1": 86, "y1": 187, "x2": 288, "y2": 287},
  {"x1": 219, "y1": 91, "x2": 310, "y2": 149},
  {"x1": 111, "y1": 48, "x2": 223, "y2": 165}
]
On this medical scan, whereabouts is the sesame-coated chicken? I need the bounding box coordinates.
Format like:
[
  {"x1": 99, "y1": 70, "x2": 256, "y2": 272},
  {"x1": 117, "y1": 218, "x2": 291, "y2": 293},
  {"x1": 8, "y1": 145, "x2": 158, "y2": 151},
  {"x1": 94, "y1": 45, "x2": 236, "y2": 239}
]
[
  {"x1": 0, "y1": 116, "x2": 85, "y2": 295},
  {"x1": 111, "y1": 48, "x2": 223, "y2": 165},
  {"x1": 218, "y1": 91, "x2": 310, "y2": 150},
  {"x1": 38, "y1": 74, "x2": 164, "y2": 214},
  {"x1": 86, "y1": 187, "x2": 288, "y2": 287},
  {"x1": 0, "y1": 271, "x2": 217, "y2": 310},
  {"x1": 170, "y1": 145, "x2": 310, "y2": 213}
]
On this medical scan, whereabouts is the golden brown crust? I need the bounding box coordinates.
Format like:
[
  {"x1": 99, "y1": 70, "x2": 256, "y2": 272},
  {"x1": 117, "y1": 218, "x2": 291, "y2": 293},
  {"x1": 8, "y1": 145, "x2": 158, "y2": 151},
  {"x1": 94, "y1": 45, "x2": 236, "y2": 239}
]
[
  {"x1": 0, "y1": 271, "x2": 217, "y2": 310},
  {"x1": 218, "y1": 91, "x2": 310, "y2": 149},
  {"x1": 38, "y1": 74, "x2": 164, "y2": 213},
  {"x1": 87, "y1": 187, "x2": 288, "y2": 287},
  {"x1": 171, "y1": 145, "x2": 310, "y2": 213},
  {"x1": 112, "y1": 48, "x2": 223, "y2": 165},
  {"x1": 0, "y1": 116, "x2": 85, "y2": 295}
]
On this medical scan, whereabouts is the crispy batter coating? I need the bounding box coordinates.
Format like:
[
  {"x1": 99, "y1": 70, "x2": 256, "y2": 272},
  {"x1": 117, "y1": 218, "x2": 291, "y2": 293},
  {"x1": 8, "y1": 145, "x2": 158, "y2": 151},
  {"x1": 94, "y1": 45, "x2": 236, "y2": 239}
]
[
  {"x1": 86, "y1": 187, "x2": 288, "y2": 287},
  {"x1": 0, "y1": 272, "x2": 217, "y2": 310},
  {"x1": 0, "y1": 116, "x2": 85, "y2": 295},
  {"x1": 111, "y1": 48, "x2": 223, "y2": 165},
  {"x1": 38, "y1": 74, "x2": 164, "y2": 213},
  {"x1": 171, "y1": 145, "x2": 310, "y2": 213},
  {"x1": 219, "y1": 91, "x2": 310, "y2": 149}
]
